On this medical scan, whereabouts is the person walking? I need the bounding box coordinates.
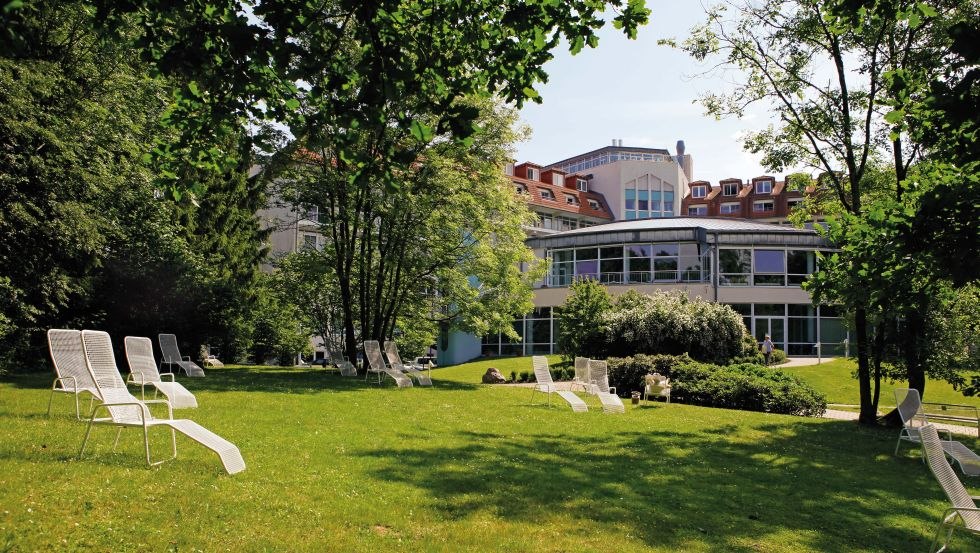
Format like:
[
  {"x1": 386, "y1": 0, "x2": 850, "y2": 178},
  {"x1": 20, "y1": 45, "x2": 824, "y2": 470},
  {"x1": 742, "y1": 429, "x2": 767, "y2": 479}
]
[{"x1": 762, "y1": 334, "x2": 774, "y2": 366}]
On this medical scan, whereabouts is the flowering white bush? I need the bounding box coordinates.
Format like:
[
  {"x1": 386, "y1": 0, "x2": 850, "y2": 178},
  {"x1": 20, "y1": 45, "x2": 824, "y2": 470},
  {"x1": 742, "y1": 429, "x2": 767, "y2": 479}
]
[{"x1": 601, "y1": 291, "x2": 749, "y2": 364}]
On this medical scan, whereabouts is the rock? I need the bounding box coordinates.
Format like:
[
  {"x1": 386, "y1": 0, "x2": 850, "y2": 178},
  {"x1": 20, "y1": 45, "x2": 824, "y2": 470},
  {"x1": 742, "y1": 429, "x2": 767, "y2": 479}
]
[{"x1": 482, "y1": 367, "x2": 506, "y2": 384}]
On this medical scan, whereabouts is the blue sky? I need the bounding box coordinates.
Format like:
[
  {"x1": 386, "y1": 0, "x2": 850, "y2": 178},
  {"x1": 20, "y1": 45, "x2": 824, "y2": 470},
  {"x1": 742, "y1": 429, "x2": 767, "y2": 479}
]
[{"x1": 515, "y1": 4, "x2": 776, "y2": 184}]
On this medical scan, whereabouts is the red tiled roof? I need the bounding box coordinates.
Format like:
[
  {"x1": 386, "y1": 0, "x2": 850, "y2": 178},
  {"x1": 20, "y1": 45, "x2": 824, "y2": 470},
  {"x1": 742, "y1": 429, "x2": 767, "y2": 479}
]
[{"x1": 512, "y1": 175, "x2": 613, "y2": 220}]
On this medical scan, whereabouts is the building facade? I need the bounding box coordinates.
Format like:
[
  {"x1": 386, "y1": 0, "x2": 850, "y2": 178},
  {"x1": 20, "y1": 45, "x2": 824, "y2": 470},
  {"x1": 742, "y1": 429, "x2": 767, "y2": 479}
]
[{"x1": 681, "y1": 176, "x2": 807, "y2": 223}]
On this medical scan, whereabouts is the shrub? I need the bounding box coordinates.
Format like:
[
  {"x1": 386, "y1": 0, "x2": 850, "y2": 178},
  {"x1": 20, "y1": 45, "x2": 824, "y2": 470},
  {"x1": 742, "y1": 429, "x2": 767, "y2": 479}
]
[
  {"x1": 606, "y1": 354, "x2": 826, "y2": 416},
  {"x1": 519, "y1": 370, "x2": 530, "y2": 383},
  {"x1": 555, "y1": 279, "x2": 612, "y2": 362},
  {"x1": 598, "y1": 291, "x2": 749, "y2": 365},
  {"x1": 509, "y1": 370, "x2": 517, "y2": 383}
]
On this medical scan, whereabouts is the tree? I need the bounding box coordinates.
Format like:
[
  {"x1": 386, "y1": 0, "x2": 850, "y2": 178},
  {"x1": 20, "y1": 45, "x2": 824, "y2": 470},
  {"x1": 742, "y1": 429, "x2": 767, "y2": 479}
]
[
  {"x1": 667, "y1": 0, "x2": 979, "y2": 423},
  {"x1": 41, "y1": 0, "x2": 651, "y2": 199},
  {"x1": 555, "y1": 279, "x2": 612, "y2": 362},
  {"x1": 268, "y1": 97, "x2": 544, "y2": 361}
]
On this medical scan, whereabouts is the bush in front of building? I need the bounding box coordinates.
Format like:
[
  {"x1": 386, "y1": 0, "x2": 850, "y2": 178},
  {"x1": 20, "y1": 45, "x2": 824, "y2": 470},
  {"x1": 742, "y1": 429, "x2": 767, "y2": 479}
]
[
  {"x1": 607, "y1": 354, "x2": 826, "y2": 417},
  {"x1": 599, "y1": 291, "x2": 749, "y2": 365},
  {"x1": 555, "y1": 279, "x2": 613, "y2": 362}
]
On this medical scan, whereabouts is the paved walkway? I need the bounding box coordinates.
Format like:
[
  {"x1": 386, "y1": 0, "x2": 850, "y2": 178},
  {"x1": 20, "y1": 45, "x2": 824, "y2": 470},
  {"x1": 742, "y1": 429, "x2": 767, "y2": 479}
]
[
  {"x1": 824, "y1": 408, "x2": 977, "y2": 436},
  {"x1": 781, "y1": 356, "x2": 838, "y2": 367}
]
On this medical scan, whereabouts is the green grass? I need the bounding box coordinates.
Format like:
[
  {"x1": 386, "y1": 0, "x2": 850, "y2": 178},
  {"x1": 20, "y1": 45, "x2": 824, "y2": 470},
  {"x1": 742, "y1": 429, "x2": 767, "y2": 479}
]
[
  {"x1": 781, "y1": 358, "x2": 980, "y2": 410},
  {"x1": 1, "y1": 356, "x2": 977, "y2": 551}
]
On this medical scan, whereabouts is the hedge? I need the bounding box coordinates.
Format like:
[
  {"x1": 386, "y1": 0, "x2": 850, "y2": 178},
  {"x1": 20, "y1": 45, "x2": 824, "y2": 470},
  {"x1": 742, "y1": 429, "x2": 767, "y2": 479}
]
[{"x1": 607, "y1": 354, "x2": 826, "y2": 417}]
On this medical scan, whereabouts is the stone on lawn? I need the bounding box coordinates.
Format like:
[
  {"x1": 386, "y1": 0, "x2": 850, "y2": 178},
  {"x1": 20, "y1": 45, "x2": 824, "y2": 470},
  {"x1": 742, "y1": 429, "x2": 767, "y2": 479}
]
[{"x1": 482, "y1": 368, "x2": 506, "y2": 384}]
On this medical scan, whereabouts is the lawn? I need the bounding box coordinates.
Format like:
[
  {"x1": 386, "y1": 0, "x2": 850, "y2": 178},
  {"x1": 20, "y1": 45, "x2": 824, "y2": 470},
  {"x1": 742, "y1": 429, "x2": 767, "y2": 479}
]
[
  {"x1": 1, "y1": 356, "x2": 977, "y2": 552},
  {"x1": 781, "y1": 358, "x2": 980, "y2": 410}
]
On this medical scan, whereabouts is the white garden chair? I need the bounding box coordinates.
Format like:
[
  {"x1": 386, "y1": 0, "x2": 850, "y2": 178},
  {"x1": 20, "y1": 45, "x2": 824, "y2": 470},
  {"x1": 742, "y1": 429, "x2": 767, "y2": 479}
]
[
  {"x1": 920, "y1": 423, "x2": 980, "y2": 553},
  {"x1": 79, "y1": 330, "x2": 244, "y2": 474},
  {"x1": 529, "y1": 356, "x2": 587, "y2": 412},
  {"x1": 896, "y1": 388, "x2": 980, "y2": 477},
  {"x1": 643, "y1": 373, "x2": 671, "y2": 404},
  {"x1": 588, "y1": 360, "x2": 625, "y2": 414},
  {"x1": 328, "y1": 349, "x2": 358, "y2": 377},
  {"x1": 570, "y1": 356, "x2": 591, "y2": 392},
  {"x1": 384, "y1": 341, "x2": 432, "y2": 386},
  {"x1": 158, "y1": 333, "x2": 206, "y2": 377},
  {"x1": 124, "y1": 336, "x2": 198, "y2": 409},
  {"x1": 363, "y1": 340, "x2": 412, "y2": 387},
  {"x1": 46, "y1": 329, "x2": 100, "y2": 419}
]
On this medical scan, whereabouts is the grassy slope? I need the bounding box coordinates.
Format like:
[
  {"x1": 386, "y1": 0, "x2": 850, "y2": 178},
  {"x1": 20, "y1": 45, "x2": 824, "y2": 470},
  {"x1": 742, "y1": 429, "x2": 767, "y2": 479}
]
[
  {"x1": 781, "y1": 358, "x2": 980, "y2": 409},
  {"x1": 0, "y1": 357, "x2": 976, "y2": 552}
]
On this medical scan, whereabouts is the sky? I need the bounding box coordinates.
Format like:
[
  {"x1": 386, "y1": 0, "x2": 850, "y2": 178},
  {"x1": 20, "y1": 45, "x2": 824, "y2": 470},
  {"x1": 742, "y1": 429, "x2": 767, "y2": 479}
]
[{"x1": 515, "y1": 4, "x2": 777, "y2": 184}]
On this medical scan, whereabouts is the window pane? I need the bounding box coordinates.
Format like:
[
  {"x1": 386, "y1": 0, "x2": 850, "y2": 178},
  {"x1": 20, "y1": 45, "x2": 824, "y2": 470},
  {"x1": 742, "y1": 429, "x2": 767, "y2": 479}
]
[
  {"x1": 600, "y1": 246, "x2": 623, "y2": 259},
  {"x1": 754, "y1": 250, "x2": 785, "y2": 273},
  {"x1": 654, "y1": 258, "x2": 678, "y2": 280},
  {"x1": 788, "y1": 304, "x2": 816, "y2": 317},
  {"x1": 575, "y1": 260, "x2": 598, "y2": 277},
  {"x1": 754, "y1": 303, "x2": 785, "y2": 316},
  {"x1": 719, "y1": 249, "x2": 751, "y2": 273},
  {"x1": 576, "y1": 248, "x2": 597, "y2": 260},
  {"x1": 628, "y1": 244, "x2": 651, "y2": 258},
  {"x1": 654, "y1": 244, "x2": 678, "y2": 257}
]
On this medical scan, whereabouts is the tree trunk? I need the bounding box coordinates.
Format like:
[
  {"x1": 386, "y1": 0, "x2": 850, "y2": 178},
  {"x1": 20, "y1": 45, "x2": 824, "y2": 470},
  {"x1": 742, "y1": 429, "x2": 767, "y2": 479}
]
[{"x1": 855, "y1": 307, "x2": 877, "y2": 424}]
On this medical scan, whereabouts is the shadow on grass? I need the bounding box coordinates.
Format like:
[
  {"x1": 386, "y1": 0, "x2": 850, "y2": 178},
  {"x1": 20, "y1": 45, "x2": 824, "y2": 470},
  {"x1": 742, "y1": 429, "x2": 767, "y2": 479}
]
[
  {"x1": 2, "y1": 367, "x2": 479, "y2": 394},
  {"x1": 357, "y1": 420, "x2": 945, "y2": 551}
]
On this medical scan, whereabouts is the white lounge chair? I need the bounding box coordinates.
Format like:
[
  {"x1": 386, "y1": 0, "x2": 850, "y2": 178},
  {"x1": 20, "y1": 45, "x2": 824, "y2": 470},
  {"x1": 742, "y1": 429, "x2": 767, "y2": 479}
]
[
  {"x1": 571, "y1": 356, "x2": 591, "y2": 392},
  {"x1": 643, "y1": 373, "x2": 671, "y2": 404},
  {"x1": 125, "y1": 336, "x2": 198, "y2": 409},
  {"x1": 530, "y1": 356, "x2": 587, "y2": 412},
  {"x1": 363, "y1": 340, "x2": 412, "y2": 387},
  {"x1": 158, "y1": 333, "x2": 206, "y2": 377},
  {"x1": 46, "y1": 329, "x2": 100, "y2": 419},
  {"x1": 79, "y1": 330, "x2": 244, "y2": 474},
  {"x1": 920, "y1": 424, "x2": 980, "y2": 553},
  {"x1": 896, "y1": 388, "x2": 980, "y2": 476},
  {"x1": 384, "y1": 341, "x2": 432, "y2": 386},
  {"x1": 588, "y1": 360, "x2": 625, "y2": 414},
  {"x1": 328, "y1": 349, "x2": 358, "y2": 377}
]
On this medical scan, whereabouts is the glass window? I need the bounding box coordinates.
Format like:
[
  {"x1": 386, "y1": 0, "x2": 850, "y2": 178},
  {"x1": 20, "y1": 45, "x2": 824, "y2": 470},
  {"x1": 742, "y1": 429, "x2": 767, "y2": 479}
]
[
  {"x1": 654, "y1": 244, "x2": 679, "y2": 257},
  {"x1": 754, "y1": 249, "x2": 785, "y2": 286},
  {"x1": 577, "y1": 179, "x2": 588, "y2": 192},
  {"x1": 787, "y1": 250, "x2": 816, "y2": 285},
  {"x1": 720, "y1": 203, "x2": 739, "y2": 214},
  {"x1": 692, "y1": 185, "x2": 706, "y2": 198},
  {"x1": 302, "y1": 234, "x2": 318, "y2": 250},
  {"x1": 719, "y1": 248, "x2": 751, "y2": 285},
  {"x1": 654, "y1": 257, "x2": 678, "y2": 281},
  {"x1": 625, "y1": 188, "x2": 636, "y2": 210},
  {"x1": 688, "y1": 205, "x2": 707, "y2": 215},
  {"x1": 754, "y1": 250, "x2": 785, "y2": 272},
  {"x1": 575, "y1": 247, "x2": 598, "y2": 279},
  {"x1": 723, "y1": 182, "x2": 740, "y2": 196},
  {"x1": 600, "y1": 259, "x2": 624, "y2": 283},
  {"x1": 755, "y1": 180, "x2": 773, "y2": 194},
  {"x1": 754, "y1": 303, "x2": 785, "y2": 316},
  {"x1": 753, "y1": 200, "x2": 775, "y2": 212},
  {"x1": 540, "y1": 188, "x2": 555, "y2": 200},
  {"x1": 627, "y1": 245, "x2": 652, "y2": 282},
  {"x1": 788, "y1": 304, "x2": 816, "y2": 317},
  {"x1": 600, "y1": 246, "x2": 623, "y2": 259},
  {"x1": 626, "y1": 210, "x2": 637, "y2": 220},
  {"x1": 638, "y1": 190, "x2": 649, "y2": 211}
]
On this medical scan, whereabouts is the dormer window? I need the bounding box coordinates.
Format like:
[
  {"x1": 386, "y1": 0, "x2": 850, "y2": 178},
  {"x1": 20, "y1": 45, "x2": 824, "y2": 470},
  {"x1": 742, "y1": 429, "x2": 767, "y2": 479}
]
[
  {"x1": 565, "y1": 194, "x2": 579, "y2": 206},
  {"x1": 723, "y1": 182, "x2": 740, "y2": 196},
  {"x1": 515, "y1": 184, "x2": 527, "y2": 194},
  {"x1": 539, "y1": 188, "x2": 555, "y2": 201},
  {"x1": 576, "y1": 179, "x2": 588, "y2": 192},
  {"x1": 755, "y1": 180, "x2": 773, "y2": 194},
  {"x1": 526, "y1": 168, "x2": 537, "y2": 181},
  {"x1": 587, "y1": 199, "x2": 600, "y2": 210},
  {"x1": 692, "y1": 185, "x2": 707, "y2": 199}
]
